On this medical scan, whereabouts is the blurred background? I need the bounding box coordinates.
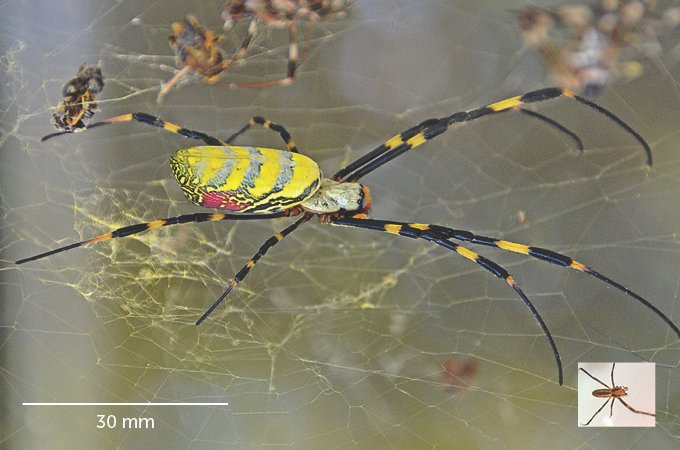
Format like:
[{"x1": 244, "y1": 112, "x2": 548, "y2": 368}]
[{"x1": 1, "y1": 0, "x2": 679, "y2": 448}]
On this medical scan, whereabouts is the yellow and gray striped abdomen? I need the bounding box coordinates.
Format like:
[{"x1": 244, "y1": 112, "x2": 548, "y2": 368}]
[{"x1": 170, "y1": 146, "x2": 322, "y2": 213}]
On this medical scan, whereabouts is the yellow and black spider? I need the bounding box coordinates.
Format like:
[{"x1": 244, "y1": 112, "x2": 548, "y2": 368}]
[{"x1": 21, "y1": 87, "x2": 673, "y2": 386}]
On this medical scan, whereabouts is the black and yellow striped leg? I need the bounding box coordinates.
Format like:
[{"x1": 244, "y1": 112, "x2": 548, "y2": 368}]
[
  {"x1": 334, "y1": 87, "x2": 651, "y2": 181},
  {"x1": 15, "y1": 211, "x2": 289, "y2": 265},
  {"x1": 195, "y1": 212, "x2": 313, "y2": 325},
  {"x1": 466, "y1": 88, "x2": 650, "y2": 164},
  {"x1": 41, "y1": 112, "x2": 227, "y2": 146},
  {"x1": 329, "y1": 218, "x2": 679, "y2": 341},
  {"x1": 325, "y1": 214, "x2": 563, "y2": 384},
  {"x1": 332, "y1": 118, "x2": 441, "y2": 181},
  {"x1": 225, "y1": 116, "x2": 299, "y2": 152},
  {"x1": 430, "y1": 234, "x2": 563, "y2": 384},
  {"x1": 426, "y1": 225, "x2": 680, "y2": 340}
]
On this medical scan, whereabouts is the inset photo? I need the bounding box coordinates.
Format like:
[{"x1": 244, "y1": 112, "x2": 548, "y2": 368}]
[{"x1": 578, "y1": 362, "x2": 656, "y2": 427}]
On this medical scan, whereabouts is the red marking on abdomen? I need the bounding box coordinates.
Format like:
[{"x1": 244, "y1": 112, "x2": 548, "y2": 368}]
[{"x1": 201, "y1": 192, "x2": 248, "y2": 211}]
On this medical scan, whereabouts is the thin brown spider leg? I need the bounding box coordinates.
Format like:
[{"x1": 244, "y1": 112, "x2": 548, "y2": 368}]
[
  {"x1": 225, "y1": 116, "x2": 300, "y2": 152},
  {"x1": 223, "y1": 20, "x2": 299, "y2": 89},
  {"x1": 617, "y1": 397, "x2": 655, "y2": 417},
  {"x1": 611, "y1": 362, "x2": 616, "y2": 386},
  {"x1": 41, "y1": 112, "x2": 226, "y2": 145},
  {"x1": 157, "y1": 65, "x2": 192, "y2": 102},
  {"x1": 299, "y1": 20, "x2": 315, "y2": 66},
  {"x1": 583, "y1": 398, "x2": 613, "y2": 426},
  {"x1": 579, "y1": 367, "x2": 611, "y2": 389},
  {"x1": 227, "y1": 17, "x2": 257, "y2": 67},
  {"x1": 195, "y1": 212, "x2": 312, "y2": 325},
  {"x1": 202, "y1": 16, "x2": 257, "y2": 83},
  {"x1": 15, "y1": 212, "x2": 289, "y2": 264}
]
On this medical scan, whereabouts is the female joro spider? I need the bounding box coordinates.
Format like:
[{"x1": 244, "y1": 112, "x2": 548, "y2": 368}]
[{"x1": 22, "y1": 87, "x2": 676, "y2": 385}]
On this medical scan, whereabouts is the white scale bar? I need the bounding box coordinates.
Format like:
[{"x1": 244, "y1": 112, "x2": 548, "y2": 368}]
[{"x1": 24, "y1": 403, "x2": 228, "y2": 406}]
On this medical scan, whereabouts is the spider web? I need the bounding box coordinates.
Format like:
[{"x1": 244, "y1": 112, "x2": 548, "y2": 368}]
[{"x1": 2, "y1": 0, "x2": 680, "y2": 448}]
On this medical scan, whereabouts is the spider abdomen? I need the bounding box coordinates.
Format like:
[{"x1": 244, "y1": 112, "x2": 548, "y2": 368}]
[
  {"x1": 593, "y1": 386, "x2": 628, "y2": 398},
  {"x1": 170, "y1": 146, "x2": 322, "y2": 213}
]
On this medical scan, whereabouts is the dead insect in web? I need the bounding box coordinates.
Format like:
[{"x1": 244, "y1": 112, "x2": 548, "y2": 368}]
[
  {"x1": 158, "y1": 15, "x2": 231, "y2": 102},
  {"x1": 516, "y1": 3, "x2": 680, "y2": 96},
  {"x1": 24, "y1": 87, "x2": 671, "y2": 386},
  {"x1": 440, "y1": 357, "x2": 478, "y2": 392},
  {"x1": 52, "y1": 64, "x2": 105, "y2": 131},
  {"x1": 579, "y1": 362, "x2": 655, "y2": 426},
  {"x1": 517, "y1": 210, "x2": 528, "y2": 225},
  {"x1": 219, "y1": 0, "x2": 350, "y2": 89}
]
